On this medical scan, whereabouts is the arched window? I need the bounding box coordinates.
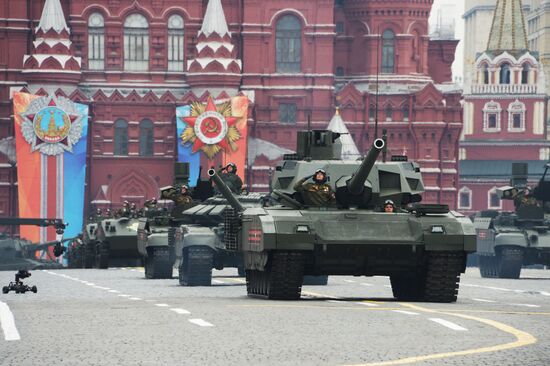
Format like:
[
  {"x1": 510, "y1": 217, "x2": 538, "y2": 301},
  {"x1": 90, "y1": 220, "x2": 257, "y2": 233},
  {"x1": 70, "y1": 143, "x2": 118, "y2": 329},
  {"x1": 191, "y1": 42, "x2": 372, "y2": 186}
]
[
  {"x1": 508, "y1": 100, "x2": 526, "y2": 132},
  {"x1": 114, "y1": 119, "x2": 129, "y2": 156},
  {"x1": 167, "y1": 14, "x2": 184, "y2": 71},
  {"x1": 483, "y1": 100, "x2": 502, "y2": 132},
  {"x1": 369, "y1": 104, "x2": 376, "y2": 121},
  {"x1": 139, "y1": 119, "x2": 154, "y2": 156},
  {"x1": 500, "y1": 63, "x2": 511, "y2": 84},
  {"x1": 88, "y1": 13, "x2": 105, "y2": 70},
  {"x1": 276, "y1": 15, "x2": 302, "y2": 73},
  {"x1": 458, "y1": 187, "x2": 472, "y2": 210},
  {"x1": 382, "y1": 29, "x2": 395, "y2": 74},
  {"x1": 521, "y1": 64, "x2": 530, "y2": 84},
  {"x1": 481, "y1": 64, "x2": 489, "y2": 84},
  {"x1": 402, "y1": 104, "x2": 410, "y2": 121},
  {"x1": 124, "y1": 14, "x2": 149, "y2": 71},
  {"x1": 385, "y1": 104, "x2": 393, "y2": 121},
  {"x1": 488, "y1": 187, "x2": 501, "y2": 209}
]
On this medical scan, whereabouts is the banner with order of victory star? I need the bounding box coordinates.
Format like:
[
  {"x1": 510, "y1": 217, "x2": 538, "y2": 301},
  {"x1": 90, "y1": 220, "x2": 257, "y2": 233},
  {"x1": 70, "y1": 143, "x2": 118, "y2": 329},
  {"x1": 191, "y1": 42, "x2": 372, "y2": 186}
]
[
  {"x1": 13, "y1": 92, "x2": 88, "y2": 255},
  {"x1": 176, "y1": 96, "x2": 248, "y2": 186}
]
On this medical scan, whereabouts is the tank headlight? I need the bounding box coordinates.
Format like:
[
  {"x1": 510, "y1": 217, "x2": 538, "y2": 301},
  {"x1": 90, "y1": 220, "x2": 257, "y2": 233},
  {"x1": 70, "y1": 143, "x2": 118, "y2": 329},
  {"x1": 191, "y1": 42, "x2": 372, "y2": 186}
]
[
  {"x1": 296, "y1": 225, "x2": 309, "y2": 233},
  {"x1": 431, "y1": 225, "x2": 445, "y2": 234}
]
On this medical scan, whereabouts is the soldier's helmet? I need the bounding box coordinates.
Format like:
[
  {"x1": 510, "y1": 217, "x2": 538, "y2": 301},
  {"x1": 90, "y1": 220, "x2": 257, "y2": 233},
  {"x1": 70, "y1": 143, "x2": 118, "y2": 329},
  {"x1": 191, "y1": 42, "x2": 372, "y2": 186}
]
[
  {"x1": 227, "y1": 163, "x2": 237, "y2": 174},
  {"x1": 95, "y1": 208, "x2": 102, "y2": 215},
  {"x1": 384, "y1": 199, "x2": 395, "y2": 207},
  {"x1": 123, "y1": 200, "x2": 130, "y2": 207},
  {"x1": 313, "y1": 169, "x2": 328, "y2": 184},
  {"x1": 130, "y1": 202, "x2": 137, "y2": 209},
  {"x1": 180, "y1": 184, "x2": 189, "y2": 194}
]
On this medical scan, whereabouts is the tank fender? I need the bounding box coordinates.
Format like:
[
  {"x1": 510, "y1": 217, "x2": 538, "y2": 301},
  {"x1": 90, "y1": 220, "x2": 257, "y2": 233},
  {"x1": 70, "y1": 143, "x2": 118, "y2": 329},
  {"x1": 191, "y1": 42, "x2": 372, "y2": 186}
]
[
  {"x1": 145, "y1": 233, "x2": 169, "y2": 248},
  {"x1": 423, "y1": 213, "x2": 476, "y2": 252},
  {"x1": 494, "y1": 232, "x2": 528, "y2": 248}
]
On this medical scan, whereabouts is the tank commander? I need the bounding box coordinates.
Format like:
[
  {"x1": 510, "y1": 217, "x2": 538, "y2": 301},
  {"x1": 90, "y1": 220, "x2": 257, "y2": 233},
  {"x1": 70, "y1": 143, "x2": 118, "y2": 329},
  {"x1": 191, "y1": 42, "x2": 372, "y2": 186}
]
[
  {"x1": 117, "y1": 200, "x2": 131, "y2": 217},
  {"x1": 293, "y1": 169, "x2": 335, "y2": 207},
  {"x1": 161, "y1": 184, "x2": 194, "y2": 207},
  {"x1": 144, "y1": 198, "x2": 158, "y2": 210},
  {"x1": 218, "y1": 163, "x2": 243, "y2": 194},
  {"x1": 383, "y1": 200, "x2": 395, "y2": 213}
]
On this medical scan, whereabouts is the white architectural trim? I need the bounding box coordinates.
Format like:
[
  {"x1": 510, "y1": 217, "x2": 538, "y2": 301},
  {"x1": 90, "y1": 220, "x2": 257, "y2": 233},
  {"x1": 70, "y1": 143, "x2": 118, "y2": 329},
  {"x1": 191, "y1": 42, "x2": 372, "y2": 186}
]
[
  {"x1": 483, "y1": 100, "x2": 502, "y2": 132},
  {"x1": 458, "y1": 186, "x2": 472, "y2": 210},
  {"x1": 507, "y1": 99, "x2": 526, "y2": 132}
]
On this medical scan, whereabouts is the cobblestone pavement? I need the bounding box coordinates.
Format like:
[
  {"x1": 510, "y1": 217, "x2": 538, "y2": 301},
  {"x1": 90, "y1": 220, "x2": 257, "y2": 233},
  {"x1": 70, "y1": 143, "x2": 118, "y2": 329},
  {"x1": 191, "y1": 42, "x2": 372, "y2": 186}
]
[{"x1": 0, "y1": 267, "x2": 549, "y2": 366}]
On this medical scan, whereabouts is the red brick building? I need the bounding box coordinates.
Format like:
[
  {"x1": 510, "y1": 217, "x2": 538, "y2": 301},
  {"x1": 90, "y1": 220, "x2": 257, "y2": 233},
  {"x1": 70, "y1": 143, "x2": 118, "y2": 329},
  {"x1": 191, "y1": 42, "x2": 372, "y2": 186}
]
[
  {"x1": 459, "y1": 0, "x2": 549, "y2": 215},
  {"x1": 0, "y1": 0, "x2": 461, "y2": 222}
]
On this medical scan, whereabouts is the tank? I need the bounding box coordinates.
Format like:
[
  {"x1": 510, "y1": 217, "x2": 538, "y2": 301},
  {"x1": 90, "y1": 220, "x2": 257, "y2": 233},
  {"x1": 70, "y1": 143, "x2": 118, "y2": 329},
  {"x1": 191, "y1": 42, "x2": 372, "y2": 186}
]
[
  {"x1": 136, "y1": 163, "x2": 210, "y2": 279},
  {"x1": 94, "y1": 214, "x2": 142, "y2": 269},
  {"x1": 474, "y1": 162, "x2": 550, "y2": 279},
  {"x1": 212, "y1": 130, "x2": 476, "y2": 302},
  {"x1": 66, "y1": 212, "x2": 104, "y2": 268},
  {"x1": 0, "y1": 235, "x2": 72, "y2": 271},
  {"x1": 173, "y1": 187, "x2": 266, "y2": 286}
]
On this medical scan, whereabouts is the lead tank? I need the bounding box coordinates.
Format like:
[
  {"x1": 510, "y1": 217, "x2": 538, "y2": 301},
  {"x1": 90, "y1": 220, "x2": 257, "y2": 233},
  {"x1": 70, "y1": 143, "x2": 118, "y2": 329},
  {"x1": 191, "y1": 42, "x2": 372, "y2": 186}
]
[
  {"x1": 212, "y1": 130, "x2": 476, "y2": 302},
  {"x1": 95, "y1": 213, "x2": 141, "y2": 269},
  {"x1": 475, "y1": 162, "x2": 550, "y2": 279}
]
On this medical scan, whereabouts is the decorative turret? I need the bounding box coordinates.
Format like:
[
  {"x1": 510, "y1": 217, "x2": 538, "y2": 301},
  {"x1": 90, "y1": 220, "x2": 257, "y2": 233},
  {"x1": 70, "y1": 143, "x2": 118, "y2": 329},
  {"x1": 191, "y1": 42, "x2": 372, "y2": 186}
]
[
  {"x1": 327, "y1": 108, "x2": 360, "y2": 161},
  {"x1": 487, "y1": 0, "x2": 528, "y2": 55},
  {"x1": 187, "y1": 0, "x2": 242, "y2": 96},
  {"x1": 22, "y1": 0, "x2": 81, "y2": 88}
]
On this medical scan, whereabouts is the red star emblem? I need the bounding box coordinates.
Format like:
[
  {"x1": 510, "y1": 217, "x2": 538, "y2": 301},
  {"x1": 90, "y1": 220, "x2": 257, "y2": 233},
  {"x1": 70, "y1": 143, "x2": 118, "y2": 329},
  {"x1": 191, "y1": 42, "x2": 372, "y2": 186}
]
[{"x1": 182, "y1": 97, "x2": 239, "y2": 153}]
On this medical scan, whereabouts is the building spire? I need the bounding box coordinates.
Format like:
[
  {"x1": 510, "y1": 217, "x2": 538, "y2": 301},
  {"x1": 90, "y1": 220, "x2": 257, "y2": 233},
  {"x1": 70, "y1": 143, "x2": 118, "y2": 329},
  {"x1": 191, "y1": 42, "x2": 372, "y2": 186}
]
[
  {"x1": 36, "y1": 0, "x2": 69, "y2": 34},
  {"x1": 487, "y1": 0, "x2": 528, "y2": 53},
  {"x1": 200, "y1": 0, "x2": 230, "y2": 37},
  {"x1": 327, "y1": 108, "x2": 360, "y2": 161}
]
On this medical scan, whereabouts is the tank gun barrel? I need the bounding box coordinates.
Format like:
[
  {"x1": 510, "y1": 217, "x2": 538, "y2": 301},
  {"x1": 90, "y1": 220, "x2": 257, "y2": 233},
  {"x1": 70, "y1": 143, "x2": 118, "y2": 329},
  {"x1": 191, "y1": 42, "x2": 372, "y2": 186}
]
[
  {"x1": 208, "y1": 169, "x2": 245, "y2": 212},
  {"x1": 347, "y1": 138, "x2": 385, "y2": 195}
]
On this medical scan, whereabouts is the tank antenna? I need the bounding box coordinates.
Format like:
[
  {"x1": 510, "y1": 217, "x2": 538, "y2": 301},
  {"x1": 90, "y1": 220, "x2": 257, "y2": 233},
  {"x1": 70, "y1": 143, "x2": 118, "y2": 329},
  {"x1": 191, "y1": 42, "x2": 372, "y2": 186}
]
[{"x1": 374, "y1": 25, "x2": 381, "y2": 140}]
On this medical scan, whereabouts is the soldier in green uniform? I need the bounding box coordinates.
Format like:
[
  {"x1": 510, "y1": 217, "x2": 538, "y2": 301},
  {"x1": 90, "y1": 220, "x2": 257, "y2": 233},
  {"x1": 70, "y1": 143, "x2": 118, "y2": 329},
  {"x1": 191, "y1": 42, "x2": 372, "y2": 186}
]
[
  {"x1": 161, "y1": 184, "x2": 194, "y2": 207},
  {"x1": 218, "y1": 163, "x2": 243, "y2": 194},
  {"x1": 294, "y1": 169, "x2": 335, "y2": 207},
  {"x1": 117, "y1": 200, "x2": 131, "y2": 217}
]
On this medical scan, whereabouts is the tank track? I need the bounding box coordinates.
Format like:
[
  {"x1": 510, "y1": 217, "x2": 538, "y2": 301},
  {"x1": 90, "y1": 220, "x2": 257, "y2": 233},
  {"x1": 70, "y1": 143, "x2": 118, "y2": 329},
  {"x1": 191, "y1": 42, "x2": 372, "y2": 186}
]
[
  {"x1": 391, "y1": 251, "x2": 464, "y2": 303},
  {"x1": 422, "y1": 251, "x2": 464, "y2": 303},
  {"x1": 479, "y1": 247, "x2": 523, "y2": 279},
  {"x1": 145, "y1": 247, "x2": 173, "y2": 279},
  {"x1": 246, "y1": 251, "x2": 305, "y2": 300},
  {"x1": 95, "y1": 241, "x2": 109, "y2": 269},
  {"x1": 179, "y1": 247, "x2": 214, "y2": 286}
]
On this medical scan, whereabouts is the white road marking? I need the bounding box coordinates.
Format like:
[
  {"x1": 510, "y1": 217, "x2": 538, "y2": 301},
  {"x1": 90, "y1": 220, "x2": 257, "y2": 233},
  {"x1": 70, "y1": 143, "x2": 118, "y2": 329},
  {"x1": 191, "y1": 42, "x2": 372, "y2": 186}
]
[
  {"x1": 509, "y1": 303, "x2": 541, "y2": 308},
  {"x1": 170, "y1": 308, "x2": 191, "y2": 315},
  {"x1": 118, "y1": 294, "x2": 131, "y2": 298},
  {"x1": 463, "y1": 283, "x2": 550, "y2": 297},
  {"x1": 0, "y1": 301, "x2": 21, "y2": 341},
  {"x1": 471, "y1": 298, "x2": 497, "y2": 303},
  {"x1": 108, "y1": 290, "x2": 119, "y2": 293},
  {"x1": 392, "y1": 310, "x2": 420, "y2": 316},
  {"x1": 212, "y1": 280, "x2": 225, "y2": 284},
  {"x1": 189, "y1": 319, "x2": 213, "y2": 327},
  {"x1": 85, "y1": 283, "x2": 96, "y2": 286},
  {"x1": 360, "y1": 283, "x2": 374, "y2": 287},
  {"x1": 541, "y1": 291, "x2": 550, "y2": 297},
  {"x1": 429, "y1": 318, "x2": 468, "y2": 331},
  {"x1": 356, "y1": 302, "x2": 379, "y2": 307},
  {"x1": 344, "y1": 280, "x2": 356, "y2": 283},
  {"x1": 384, "y1": 285, "x2": 392, "y2": 288},
  {"x1": 327, "y1": 300, "x2": 345, "y2": 303},
  {"x1": 129, "y1": 297, "x2": 142, "y2": 301},
  {"x1": 155, "y1": 304, "x2": 170, "y2": 307}
]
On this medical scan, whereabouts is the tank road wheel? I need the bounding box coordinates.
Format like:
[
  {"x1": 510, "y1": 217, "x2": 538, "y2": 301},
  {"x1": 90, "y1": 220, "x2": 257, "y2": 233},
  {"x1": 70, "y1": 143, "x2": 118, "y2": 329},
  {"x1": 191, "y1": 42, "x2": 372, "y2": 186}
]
[
  {"x1": 2, "y1": 286, "x2": 8, "y2": 294},
  {"x1": 95, "y1": 242, "x2": 109, "y2": 269},
  {"x1": 179, "y1": 247, "x2": 214, "y2": 286},
  {"x1": 423, "y1": 251, "x2": 465, "y2": 303},
  {"x1": 496, "y1": 247, "x2": 524, "y2": 279},
  {"x1": 31, "y1": 286, "x2": 37, "y2": 293},
  {"x1": 302, "y1": 275, "x2": 329, "y2": 286},
  {"x1": 84, "y1": 242, "x2": 95, "y2": 268},
  {"x1": 247, "y1": 251, "x2": 305, "y2": 300},
  {"x1": 145, "y1": 247, "x2": 173, "y2": 279}
]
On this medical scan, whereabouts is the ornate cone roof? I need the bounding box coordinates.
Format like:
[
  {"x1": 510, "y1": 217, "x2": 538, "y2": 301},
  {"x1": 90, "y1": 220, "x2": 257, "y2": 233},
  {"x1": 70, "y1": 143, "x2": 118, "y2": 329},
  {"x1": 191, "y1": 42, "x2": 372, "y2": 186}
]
[
  {"x1": 327, "y1": 108, "x2": 360, "y2": 161},
  {"x1": 200, "y1": 0, "x2": 230, "y2": 38},
  {"x1": 487, "y1": 0, "x2": 528, "y2": 53},
  {"x1": 36, "y1": 0, "x2": 69, "y2": 34}
]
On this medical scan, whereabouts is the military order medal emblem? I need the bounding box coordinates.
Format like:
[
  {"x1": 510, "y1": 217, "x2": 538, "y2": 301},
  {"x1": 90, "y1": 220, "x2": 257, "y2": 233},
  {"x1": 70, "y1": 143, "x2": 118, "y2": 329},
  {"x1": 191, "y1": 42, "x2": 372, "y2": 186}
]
[
  {"x1": 19, "y1": 96, "x2": 85, "y2": 156},
  {"x1": 181, "y1": 97, "x2": 241, "y2": 159}
]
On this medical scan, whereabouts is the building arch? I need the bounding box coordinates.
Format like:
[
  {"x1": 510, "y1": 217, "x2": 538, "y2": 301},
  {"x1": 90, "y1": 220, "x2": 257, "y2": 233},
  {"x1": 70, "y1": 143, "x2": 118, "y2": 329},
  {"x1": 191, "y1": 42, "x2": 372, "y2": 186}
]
[
  {"x1": 275, "y1": 14, "x2": 302, "y2": 73},
  {"x1": 108, "y1": 169, "x2": 159, "y2": 206},
  {"x1": 161, "y1": 7, "x2": 192, "y2": 22},
  {"x1": 487, "y1": 186, "x2": 502, "y2": 209},
  {"x1": 269, "y1": 8, "x2": 308, "y2": 27},
  {"x1": 81, "y1": 4, "x2": 111, "y2": 19},
  {"x1": 458, "y1": 186, "x2": 472, "y2": 210},
  {"x1": 124, "y1": 13, "x2": 150, "y2": 71}
]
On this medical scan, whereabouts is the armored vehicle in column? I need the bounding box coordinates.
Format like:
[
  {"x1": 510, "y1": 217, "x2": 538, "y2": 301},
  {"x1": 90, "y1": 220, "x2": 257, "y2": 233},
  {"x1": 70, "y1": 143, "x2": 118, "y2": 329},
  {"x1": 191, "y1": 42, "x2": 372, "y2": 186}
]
[
  {"x1": 136, "y1": 163, "x2": 203, "y2": 279},
  {"x1": 173, "y1": 188, "x2": 266, "y2": 286},
  {"x1": 475, "y1": 162, "x2": 550, "y2": 279},
  {"x1": 94, "y1": 204, "x2": 142, "y2": 269},
  {"x1": 211, "y1": 130, "x2": 476, "y2": 302}
]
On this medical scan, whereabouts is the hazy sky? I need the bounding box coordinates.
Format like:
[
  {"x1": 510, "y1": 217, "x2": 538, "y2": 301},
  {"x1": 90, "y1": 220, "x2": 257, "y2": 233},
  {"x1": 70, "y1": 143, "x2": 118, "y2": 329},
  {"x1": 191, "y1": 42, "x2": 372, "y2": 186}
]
[{"x1": 429, "y1": 0, "x2": 466, "y2": 81}]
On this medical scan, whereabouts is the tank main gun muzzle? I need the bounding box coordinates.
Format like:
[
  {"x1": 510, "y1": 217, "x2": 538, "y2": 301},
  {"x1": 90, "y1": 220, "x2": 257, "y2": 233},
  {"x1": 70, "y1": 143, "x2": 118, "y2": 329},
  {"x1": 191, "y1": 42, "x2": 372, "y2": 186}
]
[
  {"x1": 347, "y1": 138, "x2": 385, "y2": 196},
  {"x1": 208, "y1": 169, "x2": 245, "y2": 212}
]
